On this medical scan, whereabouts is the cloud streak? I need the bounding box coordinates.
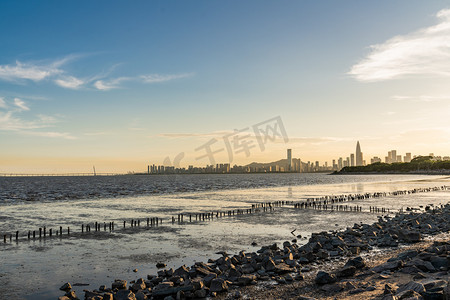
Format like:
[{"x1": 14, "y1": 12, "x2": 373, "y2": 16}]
[
  {"x1": 54, "y1": 75, "x2": 85, "y2": 89},
  {"x1": 0, "y1": 96, "x2": 76, "y2": 139},
  {"x1": 0, "y1": 60, "x2": 63, "y2": 82},
  {"x1": 140, "y1": 73, "x2": 194, "y2": 83},
  {"x1": 392, "y1": 95, "x2": 450, "y2": 102},
  {"x1": 349, "y1": 8, "x2": 450, "y2": 82},
  {"x1": 13, "y1": 98, "x2": 30, "y2": 111},
  {"x1": 0, "y1": 55, "x2": 194, "y2": 91},
  {"x1": 0, "y1": 97, "x2": 6, "y2": 108}
]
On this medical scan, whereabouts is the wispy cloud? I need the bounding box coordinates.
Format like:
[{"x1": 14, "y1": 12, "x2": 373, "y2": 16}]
[
  {"x1": 349, "y1": 8, "x2": 450, "y2": 82},
  {"x1": 0, "y1": 55, "x2": 194, "y2": 91},
  {"x1": 158, "y1": 131, "x2": 235, "y2": 139},
  {"x1": 94, "y1": 73, "x2": 194, "y2": 91},
  {"x1": 392, "y1": 95, "x2": 450, "y2": 102},
  {"x1": 13, "y1": 98, "x2": 30, "y2": 111},
  {"x1": 0, "y1": 97, "x2": 6, "y2": 108},
  {"x1": 94, "y1": 77, "x2": 130, "y2": 91},
  {"x1": 0, "y1": 96, "x2": 75, "y2": 139},
  {"x1": 140, "y1": 73, "x2": 194, "y2": 83},
  {"x1": 0, "y1": 60, "x2": 62, "y2": 82},
  {"x1": 0, "y1": 56, "x2": 78, "y2": 83},
  {"x1": 54, "y1": 75, "x2": 85, "y2": 89},
  {"x1": 22, "y1": 131, "x2": 76, "y2": 140}
]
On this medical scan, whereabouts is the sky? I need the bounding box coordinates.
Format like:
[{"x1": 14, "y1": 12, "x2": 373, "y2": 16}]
[{"x1": 1, "y1": 1, "x2": 450, "y2": 173}]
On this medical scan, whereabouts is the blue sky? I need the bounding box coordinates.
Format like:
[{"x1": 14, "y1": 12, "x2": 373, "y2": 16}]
[{"x1": 1, "y1": 1, "x2": 450, "y2": 172}]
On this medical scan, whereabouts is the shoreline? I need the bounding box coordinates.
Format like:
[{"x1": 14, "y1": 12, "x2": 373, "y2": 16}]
[
  {"x1": 59, "y1": 204, "x2": 450, "y2": 300},
  {"x1": 334, "y1": 171, "x2": 450, "y2": 176}
]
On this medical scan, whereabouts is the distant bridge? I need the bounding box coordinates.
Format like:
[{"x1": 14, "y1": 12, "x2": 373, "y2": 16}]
[{"x1": 0, "y1": 173, "x2": 124, "y2": 177}]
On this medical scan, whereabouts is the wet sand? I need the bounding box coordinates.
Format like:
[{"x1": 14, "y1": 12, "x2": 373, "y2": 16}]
[{"x1": 1, "y1": 174, "x2": 449, "y2": 299}]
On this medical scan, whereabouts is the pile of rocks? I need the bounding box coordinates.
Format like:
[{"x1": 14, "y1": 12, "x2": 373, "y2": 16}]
[
  {"x1": 59, "y1": 204, "x2": 449, "y2": 300},
  {"x1": 313, "y1": 240, "x2": 449, "y2": 299}
]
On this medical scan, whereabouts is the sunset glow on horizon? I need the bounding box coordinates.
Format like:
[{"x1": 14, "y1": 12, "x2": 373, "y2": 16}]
[{"x1": 1, "y1": 1, "x2": 450, "y2": 173}]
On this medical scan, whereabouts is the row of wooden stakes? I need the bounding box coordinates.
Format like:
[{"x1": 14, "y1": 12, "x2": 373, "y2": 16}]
[{"x1": 2, "y1": 201, "x2": 291, "y2": 244}]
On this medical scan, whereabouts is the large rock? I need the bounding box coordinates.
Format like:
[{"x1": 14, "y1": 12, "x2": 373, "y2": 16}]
[
  {"x1": 407, "y1": 259, "x2": 436, "y2": 273},
  {"x1": 274, "y1": 263, "x2": 294, "y2": 274},
  {"x1": 131, "y1": 281, "x2": 146, "y2": 293},
  {"x1": 210, "y1": 278, "x2": 229, "y2": 293},
  {"x1": 315, "y1": 271, "x2": 336, "y2": 285},
  {"x1": 135, "y1": 291, "x2": 147, "y2": 300},
  {"x1": 336, "y1": 266, "x2": 356, "y2": 277},
  {"x1": 202, "y1": 273, "x2": 217, "y2": 288},
  {"x1": 60, "y1": 282, "x2": 72, "y2": 291},
  {"x1": 398, "y1": 230, "x2": 421, "y2": 243},
  {"x1": 396, "y1": 281, "x2": 425, "y2": 295},
  {"x1": 237, "y1": 274, "x2": 257, "y2": 286},
  {"x1": 430, "y1": 256, "x2": 449, "y2": 270},
  {"x1": 64, "y1": 290, "x2": 78, "y2": 300},
  {"x1": 372, "y1": 260, "x2": 403, "y2": 273},
  {"x1": 112, "y1": 280, "x2": 127, "y2": 290},
  {"x1": 344, "y1": 256, "x2": 366, "y2": 269},
  {"x1": 173, "y1": 265, "x2": 190, "y2": 278},
  {"x1": 151, "y1": 285, "x2": 194, "y2": 297},
  {"x1": 191, "y1": 278, "x2": 204, "y2": 290},
  {"x1": 114, "y1": 290, "x2": 137, "y2": 300},
  {"x1": 396, "y1": 289, "x2": 423, "y2": 299},
  {"x1": 195, "y1": 266, "x2": 214, "y2": 277},
  {"x1": 152, "y1": 282, "x2": 174, "y2": 292}
]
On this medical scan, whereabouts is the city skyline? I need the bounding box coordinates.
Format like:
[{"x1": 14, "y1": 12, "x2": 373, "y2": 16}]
[
  {"x1": 1, "y1": 2, "x2": 450, "y2": 173},
  {"x1": 140, "y1": 141, "x2": 449, "y2": 175}
]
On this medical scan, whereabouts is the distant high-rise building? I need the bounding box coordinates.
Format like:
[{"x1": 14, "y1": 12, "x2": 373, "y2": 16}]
[
  {"x1": 391, "y1": 150, "x2": 397, "y2": 163},
  {"x1": 287, "y1": 149, "x2": 292, "y2": 171},
  {"x1": 350, "y1": 154, "x2": 355, "y2": 167},
  {"x1": 371, "y1": 157, "x2": 381, "y2": 164},
  {"x1": 396, "y1": 155, "x2": 402, "y2": 163},
  {"x1": 404, "y1": 153, "x2": 412, "y2": 163},
  {"x1": 355, "y1": 141, "x2": 363, "y2": 166},
  {"x1": 338, "y1": 157, "x2": 343, "y2": 170}
]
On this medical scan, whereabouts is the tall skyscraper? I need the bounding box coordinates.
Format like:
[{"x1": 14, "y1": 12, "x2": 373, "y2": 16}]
[
  {"x1": 350, "y1": 154, "x2": 355, "y2": 166},
  {"x1": 391, "y1": 150, "x2": 397, "y2": 163},
  {"x1": 404, "y1": 153, "x2": 412, "y2": 163},
  {"x1": 287, "y1": 149, "x2": 292, "y2": 171},
  {"x1": 355, "y1": 141, "x2": 363, "y2": 166}
]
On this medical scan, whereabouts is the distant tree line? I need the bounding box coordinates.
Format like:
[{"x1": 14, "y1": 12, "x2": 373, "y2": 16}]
[{"x1": 337, "y1": 156, "x2": 450, "y2": 173}]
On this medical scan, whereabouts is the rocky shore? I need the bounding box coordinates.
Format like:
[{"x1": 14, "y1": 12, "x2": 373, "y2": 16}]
[{"x1": 58, "y1": 204, "x2": 449, "y2": 300}]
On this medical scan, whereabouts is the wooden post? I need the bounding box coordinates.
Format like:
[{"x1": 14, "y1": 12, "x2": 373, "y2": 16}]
[
  {"x1": 15, "y1": 231, "x2": 18, "y2": 241},
  {"x1": 3, "y1": 235, "x2": 6, "y2": 243},
  {"x1": 82, "y1": 224, "x2": 84, "y2": 233},
  {"x1": 28, "y1": 231, "x2": 30, "y2": 239},
  {"x1": 67, "y1": 227, "x2": 70, "y2": 235},
  {"x1": 60, "y1": 226, "x2": 62, "y2": 235},
  {"x1": 49, "y1": 229, "x2": 52, "y2": 237},
  {"x1": 39, "y1": 228, "x2": 42, "y2": 238}
]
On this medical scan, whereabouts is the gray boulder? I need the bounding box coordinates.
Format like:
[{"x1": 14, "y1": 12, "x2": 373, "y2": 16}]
[
  {"x1": 209, "y1": 278, "x2": 229, "y2": 293},
  {"x1": 315, "y1": 271, "x2": 336, "y2": 285}
]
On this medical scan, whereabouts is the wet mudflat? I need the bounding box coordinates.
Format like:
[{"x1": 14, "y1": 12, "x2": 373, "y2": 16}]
[{"x1": 0, "y1": 173, "x2": 449, "y2": 299}]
